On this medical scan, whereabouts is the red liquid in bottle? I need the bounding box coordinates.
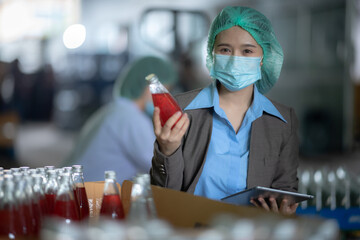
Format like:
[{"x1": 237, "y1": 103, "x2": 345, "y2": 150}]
[
  {"x1": 45, "y1": 193, "x2": 56, "y2": 215},
  {"x1": 73, "y1": 189, "x2": 80, "y2": 217},
  {"x1": 152, "y1": 93, "x2": 182, "y2": 127},
  {"x1": 54, "y1": 199, "x2": 79, "y2": 221},
  {"x1": 75, "y1": 187, "x2": 89, "y2": 220},
  {"x1": 0, "y1": 207, "x2": 20, "y2": 237},
  {"x1": 39, "y1": 197, "x2": 48, "y2": 216},
  {"x1": 31, "y1": 202, "x2": 41, "y2": 235},
  {"x1": 18, "y1": 203, "x2": 33, "y2": 235},
  {"x1": 100, "y1": 194, "x2": 124, "y2": 219}
]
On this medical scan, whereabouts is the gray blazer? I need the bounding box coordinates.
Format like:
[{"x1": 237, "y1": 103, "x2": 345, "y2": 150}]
[{"x1": 150, "y1": 87, "x2": 299, "y2": 195}]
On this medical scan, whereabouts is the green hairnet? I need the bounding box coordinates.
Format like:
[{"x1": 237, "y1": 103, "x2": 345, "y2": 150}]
[
  {"x1": 206, "y1": 6, "x2": 283, "y2": 94},
  {"x1": 113, "y1": 56, "x2": 178, "y2": 100}
]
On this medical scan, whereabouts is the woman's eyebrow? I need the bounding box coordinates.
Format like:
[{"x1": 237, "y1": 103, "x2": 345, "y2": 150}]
[
  {"x1": 216, "y1": 43, "x2": 258, "y2": 48},
  {"x1": 215, "y1": 43, "x2": 232, "y2": 47},
  {"x1": 241, "y1": 43, "x2": 257, "y2": 48}
]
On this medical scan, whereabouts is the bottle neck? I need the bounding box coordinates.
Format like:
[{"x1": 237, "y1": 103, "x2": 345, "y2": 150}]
[
  {"x1": 103, "y1": 178, "x2": 119, "y2": 196},
  {"x1": 72, "y1": 172, "x2": 85, "y2": 188},
  {"x1": 1, "y1": 178, "x2": 15, "y2": 206},
  {"x1": 56, "y1": 175, "x2": 75, "y2": 201}
]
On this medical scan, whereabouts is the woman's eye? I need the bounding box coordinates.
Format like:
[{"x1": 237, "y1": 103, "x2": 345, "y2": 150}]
[
  {"x1": 244, "y1": 49, "x2": 253, "y2": 54},
  {"x1": 219, "y1": 48, "x2": 231, "y2": 53}
]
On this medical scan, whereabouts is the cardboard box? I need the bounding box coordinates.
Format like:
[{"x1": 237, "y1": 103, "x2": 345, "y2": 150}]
[
  {"x1": 121, "y1": 180, "x2": 291, "y2": 228},
  {"x1": 85, "y1": 180, "x2": 284, "y2": 227},
  {"x1": 85, "y1": 181, "x2": 331, "y2": 234}
]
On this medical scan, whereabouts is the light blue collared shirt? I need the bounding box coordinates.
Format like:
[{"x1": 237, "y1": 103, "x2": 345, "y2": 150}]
[{"x1": 186, "y1": 83, "x2": 286, "y2": 200}]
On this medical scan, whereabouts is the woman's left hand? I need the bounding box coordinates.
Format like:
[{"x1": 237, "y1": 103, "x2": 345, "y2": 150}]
[{"x1": 250, "y1": 197, "x2": 298, "y2": 215}]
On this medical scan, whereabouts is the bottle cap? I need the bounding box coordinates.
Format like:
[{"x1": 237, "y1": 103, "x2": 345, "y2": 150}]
[
  {"x1": 72, "y1": 165, "x2": 83, "y2": 173},
  {"x1": 145, "y1": 73, "x2": 156, "y2": 82},
  {"x1": 105, "y1": 170, "x2": 116, "y2": 180}
]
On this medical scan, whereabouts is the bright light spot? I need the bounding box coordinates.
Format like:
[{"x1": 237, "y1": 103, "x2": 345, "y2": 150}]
[
  {"x1": 336, "y1": 167, "x2": 346, "y2": 180},
  {"x1": 314, "y1": 170, "x2": 322, "y2": 183},
  {"x1": 63, "y1": 24, "x2": 86, "y2": 49}
]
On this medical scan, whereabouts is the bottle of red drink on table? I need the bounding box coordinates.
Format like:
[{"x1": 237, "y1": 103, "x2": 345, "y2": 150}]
[
  {"x1": 13, "y1": 173, "x2": 34, "y2": 237},
  {"x1": 100, "y1": 171, "x2": 125, "y2": 220},
  {"x1": 32, "y1": 174, "x2": 47, "y2": 226},
  {"x1": 146, "y1": 73, "x2": 182, "y2": 127},
  {"x1": 71, "y1": 165, "x2": 89, "y2": 220},
  {"x1": 0, "y1": 175, "x2": 22, "y2": 238},
  {"x1": 44, "y1": 169, "x2": 59, "y2": 215},
  {"x1": 54, "y1": 173, "x2": 79, "y2": 222}
]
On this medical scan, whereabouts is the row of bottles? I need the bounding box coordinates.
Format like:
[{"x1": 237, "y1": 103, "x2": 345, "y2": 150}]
[
  {"x1": 298, "y1": 166, "x2": 360, "y2": 210},
  {"x1": 0, "y1": 164, "x2": 158, "y2": 238},
  {"x1": 0, "y1": 165, "x2": 90, "y2": 238}
]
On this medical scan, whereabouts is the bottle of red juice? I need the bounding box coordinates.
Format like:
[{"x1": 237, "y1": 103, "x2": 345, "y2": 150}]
[{"x1": 145, "y1": 73, "x2": 182, "y2": 127}]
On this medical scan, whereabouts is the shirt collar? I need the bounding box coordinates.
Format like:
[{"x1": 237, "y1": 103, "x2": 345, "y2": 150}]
[{"x1": 185, "y1": 83, "x2": 286, "y2": 123}]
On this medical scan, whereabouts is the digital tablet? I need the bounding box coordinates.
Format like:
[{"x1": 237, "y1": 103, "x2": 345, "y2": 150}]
[{"x1": 221, "y1": 186, "x2": 314, "y2": 206}]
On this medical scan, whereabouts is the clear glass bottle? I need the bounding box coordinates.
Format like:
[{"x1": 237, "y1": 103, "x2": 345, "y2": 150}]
[
  {"x1": 36, "y1": 167, "x2": 47, "y2": 187},
  {"x1": 0, "y1": 174, "x2": 21, "y2": 239},
  {"x1": 10, "y1": 168, "x2": 20, "y2": 174},
  {"x1": 100, "y1": 171, "x2": 125, "y2": 220},
  {"x1": 127, "y1": 173, "x2": 157, "y2": 225},
  {"x1": 32, "y1": 174, "x2": 48, "y2": 217},
  {"x1": 13, "y1": 172, "x2": 34, "y2": 236},
  {"x1": 44, "y1": 169, "x2": 59, "y2": 215},
  {"x1": 54, "y1": 173, "x2": 79, "y2": 222},
  {"x1": 23, "y1": 173, "x2": 39, "y2": 236},
  {"x1": 20, "y1": 166, "x2": 30, "y2": 173},
  {"x1": 44, "y1": 166, "x2": 55, "y2": 179},
  {"x1": 72, "y1": 165, "x2": 89, "y2": 220},
  {"x1": 146, "y1": 73, "x2": 182, "y2": 126}
]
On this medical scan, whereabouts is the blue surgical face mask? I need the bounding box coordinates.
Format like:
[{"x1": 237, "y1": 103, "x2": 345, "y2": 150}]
[
  {"x1": 210, "y1": 54, "x2": 262, "y2": 91},
  {"x1": 145, "y1": 101, "x2": 155, "y2": 118}
]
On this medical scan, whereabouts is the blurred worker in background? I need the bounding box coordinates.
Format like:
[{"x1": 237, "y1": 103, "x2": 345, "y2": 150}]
[{"x1": 66, "y1": 56, "x2": 178, "y2": 182}]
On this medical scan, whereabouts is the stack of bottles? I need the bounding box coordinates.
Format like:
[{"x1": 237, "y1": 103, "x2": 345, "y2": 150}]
[
  {"x1": 0, "y1": 165, "x2": 90, "y2": 239},
  {"x1": 298, "y1": 166, "x2": 360, "y2": 211},
  {"x1": 0, "y1": 163, "x2": 158, "y2": 238}
]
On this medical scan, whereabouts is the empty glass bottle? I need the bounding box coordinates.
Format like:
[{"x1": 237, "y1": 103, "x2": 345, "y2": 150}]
[
  {"x1": 146, "y1": 73, "x2": 182, "y2": 127},
  {"x1": 127, "y1": 173, "x2": 157, "y2": 225},
  {"x1": 100, "y1": 171, "x2": 125, "y2": 220}
]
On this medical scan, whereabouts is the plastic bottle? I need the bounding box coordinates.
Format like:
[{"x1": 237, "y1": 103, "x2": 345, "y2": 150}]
[
  {"x1": 127, "y1": 173, "x2": 157, "y2": 225},
  {"x1": 54, "y1": 173, "x2": 80, "y2": 222},
  {"x1": 146, "y1": 73, "x2": 182, "y2": 127},
  {"x1": 100, "y1": 171, "x2": 125, "y2": 220},
  {"x1": 44, "y1": 169, "x2": 59, "y2": 215},
  {"x1": 72, "y1": 165, "x2": 89, "y2": 220}
]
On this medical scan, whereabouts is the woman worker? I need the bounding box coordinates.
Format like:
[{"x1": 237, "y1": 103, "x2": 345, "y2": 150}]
[{"x1": 150, "y1": 6, "x2": 299, "y2": 215}]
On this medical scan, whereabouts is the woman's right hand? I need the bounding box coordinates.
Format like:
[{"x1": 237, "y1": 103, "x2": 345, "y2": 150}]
[{"x1": 153, "y1": 107, "x2": 190, "y2": 156}]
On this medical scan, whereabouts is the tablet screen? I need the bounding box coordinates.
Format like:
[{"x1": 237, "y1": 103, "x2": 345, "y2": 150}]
[{"x1": 221, "y1": 186, "x2": 314, "y2": 206}]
